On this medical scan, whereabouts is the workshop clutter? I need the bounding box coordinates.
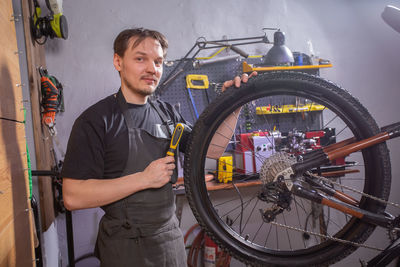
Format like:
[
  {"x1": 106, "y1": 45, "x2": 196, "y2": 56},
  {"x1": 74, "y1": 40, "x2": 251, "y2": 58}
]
[
  {"x1": 39, "y1": 67, "x2": 64, "y2": 130},
  {"x1": 217, "y1": 128, "x2": 340, "y2": 183},
  {"x1": 217, "y1": 155, "x2": 233, "y2": 183},
  {"x1": 158, "y1": 30, "x2": 334, "y2": 187},
  {"x1": 185, "y1": 224, "x2": 231, "y2": 267},
  {"x1": 158, "y1": 28, "x2": 332, "y2": 126},
  {"x1": 233, "y1": 131, "x2": 275, "y2": 176}
]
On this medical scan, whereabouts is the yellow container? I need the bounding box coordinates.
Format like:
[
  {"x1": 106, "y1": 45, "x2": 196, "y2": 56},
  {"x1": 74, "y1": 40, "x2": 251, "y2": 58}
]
[{"x1": 218, "y1": 156, "x2": 233, "y2": 183}]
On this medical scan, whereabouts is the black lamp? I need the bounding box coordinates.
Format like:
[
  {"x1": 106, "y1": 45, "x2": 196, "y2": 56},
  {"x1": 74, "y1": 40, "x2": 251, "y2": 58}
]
[{"x1": 264, "y1": 30, "x2": 294, "y2": 66}]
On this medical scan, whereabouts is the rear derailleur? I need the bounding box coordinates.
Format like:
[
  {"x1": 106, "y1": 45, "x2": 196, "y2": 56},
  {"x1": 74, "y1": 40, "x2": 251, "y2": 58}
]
[{"x1": 258, "y1": 180, "x2": 293, "y2": 223}]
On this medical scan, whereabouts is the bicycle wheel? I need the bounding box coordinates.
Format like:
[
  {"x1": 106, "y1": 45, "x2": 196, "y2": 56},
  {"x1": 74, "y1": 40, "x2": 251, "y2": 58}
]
[{"x1": 184, "y1": 72, "x2": 391, "y2": 266}]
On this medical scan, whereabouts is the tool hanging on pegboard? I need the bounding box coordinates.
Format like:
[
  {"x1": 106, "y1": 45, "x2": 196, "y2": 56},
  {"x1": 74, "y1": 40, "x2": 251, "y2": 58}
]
[
  {"x1": 185, "y1": 74, "x2": 210, "y2": 120},
  {"x1": 31, "y1": 0, "x2": 69, "y2": 44},
  {"x1": 39, "y1": 66, "x2": 66, "y2": 157}
]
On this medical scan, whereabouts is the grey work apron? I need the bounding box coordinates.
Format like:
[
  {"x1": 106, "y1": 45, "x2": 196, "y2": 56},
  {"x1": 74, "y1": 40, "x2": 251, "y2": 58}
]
[{"x1": 95, "y1": 90, "x2": 186, "y2": 267}]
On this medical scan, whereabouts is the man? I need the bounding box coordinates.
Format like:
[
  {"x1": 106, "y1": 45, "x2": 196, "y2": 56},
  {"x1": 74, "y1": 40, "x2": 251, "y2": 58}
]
[{"x1": 62, "y1": 27, "x2": 255, "y2": 266}]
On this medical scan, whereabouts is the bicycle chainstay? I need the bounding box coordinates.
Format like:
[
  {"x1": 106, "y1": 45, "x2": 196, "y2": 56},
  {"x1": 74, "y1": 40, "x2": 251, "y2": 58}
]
[
  {"x1": 309, "y1": 172, "x2": 400, "y2": 209},
  {"x1": 269, "y1": 172, "x2": 400, "y2": 251}
]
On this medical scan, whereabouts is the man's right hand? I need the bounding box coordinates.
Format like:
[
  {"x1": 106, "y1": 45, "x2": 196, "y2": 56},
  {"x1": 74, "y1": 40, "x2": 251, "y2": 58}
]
[
  {"x1": 142, "y1": 156, "x2": 176, "y2": 188},
  {"x1": 221, "y1": 71, "x2": 257, "y2": 92},
  {"x1": 63, "y1": 157, "x2": 176, "y2": 210}
]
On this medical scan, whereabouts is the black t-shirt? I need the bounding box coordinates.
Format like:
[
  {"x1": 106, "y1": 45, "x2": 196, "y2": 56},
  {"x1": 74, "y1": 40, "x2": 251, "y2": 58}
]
[{"x1": 61, "y1": 92, "x2": 189, "y2": 180}]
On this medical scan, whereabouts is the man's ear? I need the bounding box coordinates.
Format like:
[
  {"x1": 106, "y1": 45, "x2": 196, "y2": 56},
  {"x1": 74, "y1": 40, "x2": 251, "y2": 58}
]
[{"x1": 113, "y1": 53, "x2": 122, "y2": 71}]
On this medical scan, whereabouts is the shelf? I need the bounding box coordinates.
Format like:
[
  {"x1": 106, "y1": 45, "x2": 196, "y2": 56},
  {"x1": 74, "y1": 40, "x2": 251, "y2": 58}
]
[
  {"x1": 256, "y1": 103, "x2": 326, "y2": 115},
  {"x1": 206, "y1": 179, "x2": 261, "y2": 191},
  {"x1": 242, "y1": 61, "x2": 333, "y2": 72}
]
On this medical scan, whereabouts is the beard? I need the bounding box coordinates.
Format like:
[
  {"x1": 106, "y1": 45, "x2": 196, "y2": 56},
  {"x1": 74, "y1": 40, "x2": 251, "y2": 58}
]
[{"x1": 124, "y1": 77, "x2": 157, "y2": 97}]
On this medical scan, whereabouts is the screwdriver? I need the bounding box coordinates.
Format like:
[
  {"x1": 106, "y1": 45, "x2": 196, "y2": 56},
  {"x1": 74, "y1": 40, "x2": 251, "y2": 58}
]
[
  {"x1": 167, "y1": 123, "x2": 185, "y2": 184},
  {"x1": 167, "y1": 123, "x2": 185, "y2": 157}
]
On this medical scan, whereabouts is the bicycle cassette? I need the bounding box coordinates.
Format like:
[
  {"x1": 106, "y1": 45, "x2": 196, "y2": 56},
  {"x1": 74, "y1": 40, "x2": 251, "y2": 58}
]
[{"x1": 259, "y1": 152, "x2": 297, "y2": 184}]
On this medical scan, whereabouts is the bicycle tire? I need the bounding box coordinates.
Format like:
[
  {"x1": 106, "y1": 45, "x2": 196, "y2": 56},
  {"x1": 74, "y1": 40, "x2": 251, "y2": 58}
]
[{"x1": 184, "y1": 71, "x2": 391, "y2": 266}]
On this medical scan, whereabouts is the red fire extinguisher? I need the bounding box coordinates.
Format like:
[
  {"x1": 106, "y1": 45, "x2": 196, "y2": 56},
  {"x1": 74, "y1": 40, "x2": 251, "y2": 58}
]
[{"x1": 204, "y1": 234, "x2": 218, "y2": 267}]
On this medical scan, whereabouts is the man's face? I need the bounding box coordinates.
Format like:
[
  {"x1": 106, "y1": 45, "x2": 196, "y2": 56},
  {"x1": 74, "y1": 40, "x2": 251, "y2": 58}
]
[{"x1": 114, "y1": 37, "x2": 164, "y2": 97}]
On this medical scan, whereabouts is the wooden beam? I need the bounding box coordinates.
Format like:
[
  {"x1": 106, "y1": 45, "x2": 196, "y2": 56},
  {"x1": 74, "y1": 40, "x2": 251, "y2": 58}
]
[
  {"x1": 21, "y1": 0, "x2": 55, "y2": 232},
  {"x1": 0, "y1": 0, "x2": 24, "y2": 122},
  {"x1": 0, "y1": 0, "x2": 35, "y2": 265},
  {"x1": 0, "y1": 121, "x2": 34, "y2": 267}
]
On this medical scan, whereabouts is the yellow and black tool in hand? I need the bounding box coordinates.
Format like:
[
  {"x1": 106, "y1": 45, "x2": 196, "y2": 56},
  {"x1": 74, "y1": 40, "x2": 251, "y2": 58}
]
[
  {"x1": 167, "y1": 123, "x2": 185, "y2": 184},
  {"x1": 167, "y1": 123, "x2": 185, "y2": 157}
]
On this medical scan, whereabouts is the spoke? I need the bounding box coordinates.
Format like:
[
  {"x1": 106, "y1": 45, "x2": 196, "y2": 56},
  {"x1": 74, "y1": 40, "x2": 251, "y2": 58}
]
[
  {"x1": 270, "y1": 221, "x2": 384, "y2": 251},
  {"x1": 221, "y1": 116, "x2": 237, "y2": 133},
  {"x1": 319, "y1": 207, "x2": 345, "y2": 234},
  {"x1": 264, "y1": 223, "x2": 274, "y2": 247},
  {"x1": 301, "y1": 202, "x2": 320, "y2": 244},
  {"x1": 252, "y1": 220, "x2": 265, "y2": 243},
  {"x1": 281, "y1": 213, "x2": 293, "y2": 250},
  {"x1": 215, "y1": 130, "x2": 234, "y2": 141},
  {"x1": 325, "y1": 206, "x2": 331, "y2": 231},
  {"x1": 232, "y1": 109, "x2": 240, "y2": 121},
  {"x1": 335, "y1": 125, "x2": 349, "y2": 139},
  {"x1": 219, "y1": 195, "x2": 258, "y2": 218},
  {"x1": 323, "y1": 114, "x2": 339, "y2": 129},
  {"x1": 243, "y1": 198, "x2": 260, "y2": 233},
  {"x1": 275, "y1": 222, "x2": 279, "y2": 249},
  {"x1": 229, "y1": 193, "x2": 262, "y2": 236},
  {"x1": 245, "y1": 99, "x2": 275, "y2": 146},
  {"x1": 208, "y1": 142, "x2": 229, "y2": 149},
  {"x1": 213, "y1": 195, "x2": 245, "y2": 208},
  {"x1": 293, "y1": 196, "x2": 309, "y2": 214},
  {"x1": 231, "y1": 182, "x2": 245, "y2": 234},
  {"x1": 308, "y1": 101, "x2": 314, "y2": 115},
  {"x1": 293, "y1": 196, "x2": 307, "y2": 248}
]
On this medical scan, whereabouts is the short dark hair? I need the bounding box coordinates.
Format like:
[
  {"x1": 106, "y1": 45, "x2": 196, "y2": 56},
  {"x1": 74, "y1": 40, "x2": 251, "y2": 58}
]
[{"x1": 113, "y1": 28, "x2": 168, "y2": 58}]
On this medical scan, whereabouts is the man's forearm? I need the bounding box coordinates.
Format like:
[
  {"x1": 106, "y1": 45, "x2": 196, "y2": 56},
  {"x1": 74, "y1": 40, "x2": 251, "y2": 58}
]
[
  {"x1": 206, "y1": 72, "x2": 257, "y2": 159},
  {"x1": 63, "y1": 156, "x2": 175, "y2": 210},
  {"x1": 62, "y1": 173, "x2": 147, "y2": 210},
  {"x1": 206, "y1": 107, "x2": 242, "y2": 159}
]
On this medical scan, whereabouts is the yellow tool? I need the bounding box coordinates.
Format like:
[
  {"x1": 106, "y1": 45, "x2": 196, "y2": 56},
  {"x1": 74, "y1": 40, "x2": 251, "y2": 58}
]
[
  {"x1": 242, "y1": 61, "x2": 332, "y2": 73},
  {"x1": 186, "y1": 74, "x2": 209, "y2": 89},
  {"x1": 218, "y1": 156, "x2": 233, "y2": 183},
  {"x1": 256, "y1": 103, "x2": 326, "y2": 115},
  {"x1": 167, "y1": 123, "x2": 185, "y2": 157},
  {"x1": 185, "y1": 74, "x2": 210, "y2": 119}
]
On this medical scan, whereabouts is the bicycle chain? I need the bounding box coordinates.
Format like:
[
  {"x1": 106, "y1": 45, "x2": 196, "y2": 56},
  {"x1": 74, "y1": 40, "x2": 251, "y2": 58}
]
[
  {"x1": 269, "y1": 172, "x2": 400, "y2": 250},
  {"x1": 307, "y1": 172, "x2": 400, "y2": 245},
  {"x1": 308, "y1": 172, "x2": 400, "y2": 209},
  {"x1": 270, "y1": 221, "x2": 383, "y2": 251}
]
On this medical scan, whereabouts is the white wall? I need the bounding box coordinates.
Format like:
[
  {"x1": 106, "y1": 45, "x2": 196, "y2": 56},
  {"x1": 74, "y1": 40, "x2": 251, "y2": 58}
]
[{"x1": 42, "y1": 0, "x2": 400, "y2": 266}]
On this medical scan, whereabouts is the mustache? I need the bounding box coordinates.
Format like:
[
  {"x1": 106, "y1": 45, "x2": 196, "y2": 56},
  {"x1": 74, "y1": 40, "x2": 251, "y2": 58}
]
[{"x1": 141, "y1": 75, "x2": 158, "y2": 81}]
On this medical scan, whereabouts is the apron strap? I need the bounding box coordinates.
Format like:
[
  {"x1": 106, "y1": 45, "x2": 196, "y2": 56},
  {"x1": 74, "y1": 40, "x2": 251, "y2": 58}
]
[
  {"x1": 116, "y1": 89, "x2": 174, "y2": 137},
  {"x1": 148, "y1": 100, "x2": 175, "y2": 137},
  {"x1": 116, "y1": 89, "x2": 135, "y2": 129}
]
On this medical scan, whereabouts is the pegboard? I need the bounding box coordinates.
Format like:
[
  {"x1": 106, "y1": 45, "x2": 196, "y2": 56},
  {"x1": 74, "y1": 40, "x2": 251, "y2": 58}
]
[
  {"x1": 156, "y1": 55, "x2": 251, "y2": 124},
  {"x1": 156, "y1": 54, "x2": 322, "y2": 134}
]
